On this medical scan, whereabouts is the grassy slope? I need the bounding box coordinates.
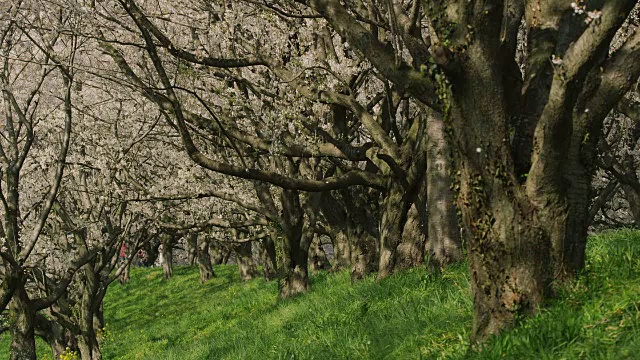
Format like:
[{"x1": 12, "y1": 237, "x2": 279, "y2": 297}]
[{"x1": 2, "y1": 230, "x2": 640, "y2": 359}]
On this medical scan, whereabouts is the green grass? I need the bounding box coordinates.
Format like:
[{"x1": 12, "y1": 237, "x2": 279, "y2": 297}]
[{"x1": 2, "y1": 229, "x2": 640, "y2": 359}]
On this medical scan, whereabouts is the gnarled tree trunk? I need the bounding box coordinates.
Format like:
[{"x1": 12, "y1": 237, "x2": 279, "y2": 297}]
[{"x1": 197, "y1": 236, "x2": 215, "y2": 283}]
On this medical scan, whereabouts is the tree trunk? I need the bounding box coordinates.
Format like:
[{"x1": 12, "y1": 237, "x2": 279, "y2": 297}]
[
  {"x1": 377, "y1": 111, "x2": 429, "y2": 278},
  {"x1": 162, "y1": 244, "x2": 173, "y2": 280},
  {"x1": 234, "y1": 241, "x2": 258, "y2": 281},
  {"x1": 445, "y1": 53, "x2": 553, "y2": 341},
  {"x1": 330, "y1": 230, "x2": 350, "y2": 271},
  {"x1": 308, "y1": 234, "x2": 330, "y2": 273},
  {"x1": 349, "y1": 225, "x2": 378, "y2": 281},
  {"x1": 143, "y1": 240, "x2": 160, "y2": 267},
  {"x1": 398, "y1": 201, "x2": 427, "y2": 267},
  {"x1": 277, "y1": 189, "x2": 311, "y2": 299},
  {"x1": 258, "y1": 238, "x2": 277, "y2": 281},
  {"x1": 209, "y1": 241, "x2": 231, "y2": 265},
  {"x1": 277, "y1": 235, "x2": 310, "y2": 299},
  {"x1": 426, "y1": 114, "x2": 462, "y2": 267},
  {"x1": 34, "y1": 313, "x2": 71, "y2": 360},
  {"x1": 197, "y1": 237, "x2": 215, "y2": 283},
  {"x1": 77, "y1": 308, "x2": 101, "y2": 360},
  {"x1": 46, "y1": 322, "x2": 67, "y2": 359},
  {"x1": 76, "y1": 266, "x2": 103, "y2": 360},
  {"x1": 9, "y1": 288, "x2": 36, "y2": 360},
  {"x1": 119, "y1": 263, "x2": 130, "y2": 285},
  {"x1": 378, "y1": 181, "x2": 414, "y2": 278},
  {"x1": 622, "y1": 184, "x2": 640, "y2": 226},
  {"x1": 187, "y1": 233, "x2": 198, "y2": 266}
]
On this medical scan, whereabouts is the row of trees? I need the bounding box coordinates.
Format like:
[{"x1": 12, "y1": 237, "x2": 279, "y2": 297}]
[{"x1": 1, "y1": 0, "x2": 639, "y2": 359}]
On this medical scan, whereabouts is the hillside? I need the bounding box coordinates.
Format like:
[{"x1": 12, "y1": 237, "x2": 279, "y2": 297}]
[{"x1": 2, "y1": 230, "x2": 640, "y2": 359}]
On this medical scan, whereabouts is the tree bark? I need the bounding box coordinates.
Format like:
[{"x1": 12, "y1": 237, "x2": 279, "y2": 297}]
[
  {"x1": 209, "y1": 241, "x2": 231, "y2": 265},
  {"x1": 46, "y1": 322, "x2": 67, "y2": 359},
  {"x1": 77, "y1": 265, "x2": 103, "y2": 360},
  {"x1": 446, "y1": 53, "x2": 553, "y2": 341},
  {"x1": 143, "y1": 239, "x2": 161, "y2": 267},
  {"x1": 378, "y1": 180, "x2": 419, "y2": 278},
  {"x1": 34, "y1": 312, "x2": 73, "y2": 360},
  {"x1": 258, "y1": 238, "x2": 277, "y2": 281},
  {"x1": 197, "y1": 236, "x2": 215, "y2": 283},
  {"x1": 276, "y1": 189, "x2": 310, "y2": 299},
  {"x1": 377, "y1": 110, "x2": 429, "y2": 278},
  {"x1": 349, "y1": 225, "x2": 378, "y2": 281},
  {"x1": 161, "y1": 241, "x2": 174, "y2": 280},
  {"x1": 77, "y1": 305, "x2": 102, "y2": 360},
  {"x1": 234, "y1": 241, "x2": 258, "y2": 281},
  {"x1": 308, "y1": 234, "x2": 330, "y2": 273},
  {"x1": 399, "y1": 202, "x2": 427, "y2": 266},
  {"x1": 119, "y1": 263, "x2": 130, "y2": 285},
  {"x1": 9, "y1": 288, "x2": 36, "y2": 360},
  {"x1": 187, "y1": 233, "x2": 198, "y2": 266},
  {"x1": 426, "y1": 114, "x2": 462, "y2": 267},
  {"x1": 622, "y1": 184, "x2": 640, "y2": 226},
  {"x1": 330, "y1": 230, "x2": 351, "y2": 271}
]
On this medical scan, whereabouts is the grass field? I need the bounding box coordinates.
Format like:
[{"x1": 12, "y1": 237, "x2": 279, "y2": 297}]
[{"x1": 2, "y1": 229, "x2": 639, "y2": 359}]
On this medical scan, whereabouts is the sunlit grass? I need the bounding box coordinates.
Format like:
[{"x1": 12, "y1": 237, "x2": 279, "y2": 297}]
[{"x1": 1, "y1": 229, "x2": 639, "y2": 359}]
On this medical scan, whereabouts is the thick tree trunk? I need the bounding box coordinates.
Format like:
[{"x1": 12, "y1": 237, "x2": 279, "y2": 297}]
[
  {"x1": 94, "y1": 302, "x2": 104, "y2": 331},
  {"x1": 378, "y1": 181, "x2": 415, "y2": 278},
  {"x1": 277, "y1": 190, "x2": 311, "y2": 299},
  {"x1": 308, "y1": 234, "x2": 330, "y2": 273},
  {"x1": 445, "y1": 42, "x2": 553, "y2": 341},
  {"x1": 330, "y1": 230, "x2": 350, "y2": 271},
  {"x1": 258, "y1": 238, "x2": 277, "y2": 281},
  {"x1": 426, "y1": 115, "x2": 462, "y2": 266},
  {"x1": 77, "y1": 313, "x2": 101, "y2": 360},
  {"x1": 197, "y1": 237, "x2": 215, "y2": 283},
  {"x1": 162, "y1": 244, "x2": 173, "y2": 280},
  {"x1": 398, "y1": 202, "x2": 427, "y2": 266},
  {"x1": 209, "y1": 241, "x2": 231, "y2": 265},
  {"x1": 277, "y1": 236, "x2": 310, "y2": 299},
  {"x1": 446, "y1": 75, "x2": 555, "y2": 343},
  {"x1": 9, "y1": 288, "x2": 36, "y2": 360},
  {"x1": 235, "y1": 241, "x2": 258, "y2": 281},
  {"x1": 349, "y1": 226, "x2": 378, "y2": 281}
]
